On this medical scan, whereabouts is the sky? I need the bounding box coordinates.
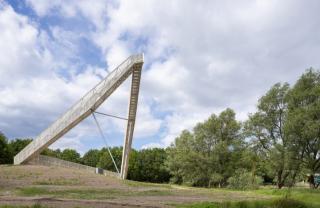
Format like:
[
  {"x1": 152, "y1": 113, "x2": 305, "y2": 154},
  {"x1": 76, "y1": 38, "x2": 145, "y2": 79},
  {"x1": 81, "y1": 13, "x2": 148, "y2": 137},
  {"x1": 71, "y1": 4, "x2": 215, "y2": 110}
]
[{"x1": 0, "y1": 0, "x2": 319, "y2": 154}]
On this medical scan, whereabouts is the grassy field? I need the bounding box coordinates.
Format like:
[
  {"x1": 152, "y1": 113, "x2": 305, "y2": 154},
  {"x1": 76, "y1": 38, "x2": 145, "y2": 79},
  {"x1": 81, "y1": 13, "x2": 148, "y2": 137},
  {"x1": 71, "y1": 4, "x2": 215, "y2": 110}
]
[{"x1": 0, "y1": 165, "x2": 319, "y2": 208}]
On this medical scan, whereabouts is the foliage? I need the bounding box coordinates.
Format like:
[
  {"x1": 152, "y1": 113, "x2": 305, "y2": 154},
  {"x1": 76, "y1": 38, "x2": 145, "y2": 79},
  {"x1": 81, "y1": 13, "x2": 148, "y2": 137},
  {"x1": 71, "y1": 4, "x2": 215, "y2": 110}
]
[
  {"x1": 227, "y1": 169, "x2": 263, "y2": 190},
  {"x1": 81, "y1": 149, "x2": 100, "y2": 167},
  {"x1": 286, "y1": 69, "x2": 320, "y2": 188},
  {"x1": 0, "y1": 132, "x2": 11, "y2": 164},
  {"x1": 167, "y1": 109, "x2": 245, "y2": 187},
  {"x1": 0, "y1": 134, "x2": 32, "y2": 164},
  {"x1": 244, "y1": 83, "x2": 299, "y2": 188},
  {"x1": 8, "y1": 138, "x2": 32, "y2": 158},
  {"x1": 59, "y1": 149, "x2": 81, "y2": 163},
  {"x1": 97, "y1": 147, "x2": 122, "y2": 172},
  {"x1": 128, "y1": 148, "x2": 171, "y2": 183},
  {"x1": 95, "y1": 146, "x2": 171, "y2": 183},
  {"x1": 41, "y1": 148, "x2": 61, "y2": 158}
]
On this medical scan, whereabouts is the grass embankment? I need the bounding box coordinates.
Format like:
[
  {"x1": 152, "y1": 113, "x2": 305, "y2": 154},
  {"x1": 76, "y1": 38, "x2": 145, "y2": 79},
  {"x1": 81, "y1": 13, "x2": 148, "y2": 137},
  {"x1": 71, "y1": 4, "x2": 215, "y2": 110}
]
[{"x1": 0, "y1": 165, "x2": 319, "y2": 208}]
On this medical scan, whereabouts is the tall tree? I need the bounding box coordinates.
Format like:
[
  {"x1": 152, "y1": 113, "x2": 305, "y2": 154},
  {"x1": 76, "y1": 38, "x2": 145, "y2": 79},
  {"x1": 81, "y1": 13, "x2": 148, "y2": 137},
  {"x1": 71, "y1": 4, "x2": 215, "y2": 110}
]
[
  {"x1": 286, "y1": 69, "x2": 320, "y2": 188},
  {"x1": 166, "y1": 130, "x2": 193, "y2": 184},
  {"x1": 245, "y1": 83, "x2": 297, "y2": 188},
  {"x1": 167, "y1": 108, "x2": 244, "y2": 187}
]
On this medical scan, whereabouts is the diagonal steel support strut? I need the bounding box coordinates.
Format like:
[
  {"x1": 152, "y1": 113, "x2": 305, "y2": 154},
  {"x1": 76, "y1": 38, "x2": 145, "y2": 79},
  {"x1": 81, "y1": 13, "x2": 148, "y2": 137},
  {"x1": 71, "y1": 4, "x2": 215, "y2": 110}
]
[
  {"x1": 91, "y1": 111, "x2": 120, "y2": 175},
  {"x1": 93, "y1": 110, "x2": 128, "y2": 121}
]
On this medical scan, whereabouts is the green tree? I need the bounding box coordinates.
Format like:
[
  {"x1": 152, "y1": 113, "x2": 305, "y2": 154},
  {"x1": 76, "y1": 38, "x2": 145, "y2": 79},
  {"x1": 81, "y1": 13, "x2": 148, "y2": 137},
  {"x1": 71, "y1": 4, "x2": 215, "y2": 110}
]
[
  {"x1": 128, "y1": 148, "x2": 170, "y2": 183},
  {"x1": 8, "y1": 138, "x2": 32, "y2": 161},
  {"x1": 227, "y1": 169, "x2": 263, "y2": 190},
  {"x1": 166, "y1": 130, "x2": 193, "y2": 184},
  {"x1": 167, "y1": 108, "x2": 244, "y2": 187},
  {"x1": 0, "y1": 132, "x2": 11, "y2": 164},
  {"x1": 286, "y1": 69, "x2": 320, "y2": 188},
  {"x1": 82, "y1": 149, "x2": 101, "y2": 167},
  {"x1": 41, "y1": 148, "x2": 61, "y2": 158},
  {"x1": 245, "y1": 83, "x2": 298, "y2": 188},
  {"x1": 97, "y1": 147, "x2": 122, "y2": 172},
  {"x1": 60, "y1": 149, "x2": 80, "y2": 163}
]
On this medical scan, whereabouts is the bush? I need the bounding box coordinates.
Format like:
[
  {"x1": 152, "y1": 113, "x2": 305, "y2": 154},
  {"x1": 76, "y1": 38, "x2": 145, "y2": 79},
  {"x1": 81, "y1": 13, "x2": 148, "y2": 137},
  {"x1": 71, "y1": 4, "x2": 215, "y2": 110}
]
[{"x1": 227, "y1": 169, "x2": 263, "y2": 190}]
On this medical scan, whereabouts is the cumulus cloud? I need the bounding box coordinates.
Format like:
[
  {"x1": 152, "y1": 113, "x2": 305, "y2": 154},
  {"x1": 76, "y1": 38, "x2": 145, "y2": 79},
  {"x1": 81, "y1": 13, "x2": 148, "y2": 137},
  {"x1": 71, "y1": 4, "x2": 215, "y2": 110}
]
[
  {"x1": 0, "y1": 1, "x2": 162, "y2": 151},
  {"x1": 97, "y1": 0, "x2": 320, "y2": 147},
  {"x1": 1, "y1": 0, "x2": 320, "y2": 151},
  {"x1": 0, "y1": 3, "x2": 51, "y2": 85}
]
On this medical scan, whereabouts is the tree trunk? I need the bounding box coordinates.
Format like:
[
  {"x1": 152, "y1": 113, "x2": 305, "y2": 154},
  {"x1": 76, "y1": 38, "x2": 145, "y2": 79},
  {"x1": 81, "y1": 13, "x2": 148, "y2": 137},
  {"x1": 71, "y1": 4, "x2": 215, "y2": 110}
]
[
  {"x1": 277, "y1": 181, "x2": 284, "y2": 189},
  {"x1": 288, "y1": 169, "x2": 298, "y2": 187},
  {"x1": 308, "y1": 174, "x2": 315, "y2": 188},
  {"x1": 277, "y1": 171, "x2": 284, "y2": 189}
]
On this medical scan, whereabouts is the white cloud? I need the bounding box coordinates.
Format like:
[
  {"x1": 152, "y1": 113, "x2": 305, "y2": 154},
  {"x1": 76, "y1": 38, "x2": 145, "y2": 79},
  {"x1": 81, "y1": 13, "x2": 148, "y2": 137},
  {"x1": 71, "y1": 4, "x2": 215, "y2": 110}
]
[
  {"x1": 2, "y1": 0, "x2": 320, "y2": 151},
  {"x1": 97, "y1": 0, "x2": 320, "y2": 147},
  {"x1": 26, "y1": 0, "x2": 110, "y2": 27},
  {"x1": 0, "y1": 2, "x2": 162, "y2": 146},
  {"x1": 141, "y1": 142, "x2": 162, "y2": 150},
  {"x1": 0, "y1": 3, "x2": 51, "y2": 85}
]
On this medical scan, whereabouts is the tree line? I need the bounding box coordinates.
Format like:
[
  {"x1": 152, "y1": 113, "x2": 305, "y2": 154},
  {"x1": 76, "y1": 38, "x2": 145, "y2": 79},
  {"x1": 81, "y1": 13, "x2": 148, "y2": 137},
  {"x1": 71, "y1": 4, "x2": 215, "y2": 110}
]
[
  {"x1": 0, "y1": 136, "x2": 170, "y2": 183},
  {"x1": 0, "y1": 69, "x2": 319, "y2": 189},
  {"x1": 167, "y1": 69, "x2": 320, "y2": 189}
]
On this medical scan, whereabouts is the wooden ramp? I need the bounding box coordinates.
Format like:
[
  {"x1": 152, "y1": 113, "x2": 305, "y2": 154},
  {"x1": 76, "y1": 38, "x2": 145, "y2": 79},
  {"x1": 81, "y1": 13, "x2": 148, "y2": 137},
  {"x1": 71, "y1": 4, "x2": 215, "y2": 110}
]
[{"x1": 14, "y1": 54, "x2": 144, "y2": 179}]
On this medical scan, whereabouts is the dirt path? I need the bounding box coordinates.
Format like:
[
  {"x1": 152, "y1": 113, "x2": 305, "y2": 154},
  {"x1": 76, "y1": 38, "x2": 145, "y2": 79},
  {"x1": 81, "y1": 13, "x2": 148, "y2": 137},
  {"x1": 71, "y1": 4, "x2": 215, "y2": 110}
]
[{"x1": 0, "y1": 196, "x2": 159, "y2": 208}]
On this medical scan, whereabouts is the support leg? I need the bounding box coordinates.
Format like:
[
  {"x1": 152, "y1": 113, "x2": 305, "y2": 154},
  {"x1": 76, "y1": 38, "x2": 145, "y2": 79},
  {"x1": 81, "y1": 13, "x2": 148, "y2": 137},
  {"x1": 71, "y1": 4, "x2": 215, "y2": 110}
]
[{"x1": 120, "y1": 66, "x2": 142, "y2": 179}]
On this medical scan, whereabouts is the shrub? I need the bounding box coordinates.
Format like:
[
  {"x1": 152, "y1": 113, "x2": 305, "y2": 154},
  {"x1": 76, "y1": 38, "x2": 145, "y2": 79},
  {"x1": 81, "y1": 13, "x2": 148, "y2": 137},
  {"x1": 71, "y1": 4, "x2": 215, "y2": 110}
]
[{"x1": 227, "y1": 169, "x2": 263, "y2": 190}]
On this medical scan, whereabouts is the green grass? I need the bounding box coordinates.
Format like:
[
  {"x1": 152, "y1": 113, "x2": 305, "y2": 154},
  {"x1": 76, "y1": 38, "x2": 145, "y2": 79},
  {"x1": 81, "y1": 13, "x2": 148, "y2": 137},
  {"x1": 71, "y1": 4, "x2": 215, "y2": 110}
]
[
  {"x1": 176, "y1": 198, "x2": 313, "y2": 208},
  {"x1": 18, "y1": 187, "x2": 120, "y2": 200},
  {"x1": 136, "y1": 189, "x2": 173, "y2": 196},
  {"x1": 254, "y1": 188, "x2": 320, "y2": 206},
  {"x1": 123, "y1": 179, "x2": 172, "y2": 188},
  {"x1": 18, "y1": 185, "x2": 318, "y2": 206},
  {"x1": 17, "y1": 186, "x2": 173, "y2": 200},
  {"x1": 173, "y1": 187, "x2": 320, "y2": 208}
]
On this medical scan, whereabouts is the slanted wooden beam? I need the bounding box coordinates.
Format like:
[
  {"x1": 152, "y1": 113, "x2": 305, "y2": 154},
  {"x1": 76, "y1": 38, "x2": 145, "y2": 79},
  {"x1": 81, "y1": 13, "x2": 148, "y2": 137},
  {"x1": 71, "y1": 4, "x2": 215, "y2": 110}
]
[{"x1": 14, "y1": 54, "x2": 144, "y2": 172}]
